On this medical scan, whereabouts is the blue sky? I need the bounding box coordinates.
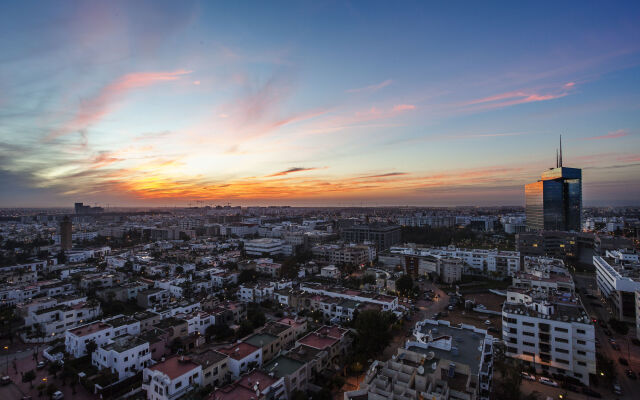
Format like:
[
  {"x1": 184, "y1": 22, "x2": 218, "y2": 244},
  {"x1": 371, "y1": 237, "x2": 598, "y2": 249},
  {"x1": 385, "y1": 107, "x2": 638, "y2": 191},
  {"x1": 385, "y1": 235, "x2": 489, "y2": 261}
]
[{"x1": 1, "y1": 1, "x2": 639, "y2": 207}]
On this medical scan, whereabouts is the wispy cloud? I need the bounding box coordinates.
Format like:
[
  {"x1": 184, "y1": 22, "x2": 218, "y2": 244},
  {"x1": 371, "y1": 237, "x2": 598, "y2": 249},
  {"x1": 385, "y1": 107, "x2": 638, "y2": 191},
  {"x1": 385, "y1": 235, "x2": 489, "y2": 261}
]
[
  {"x1": 584, "y1": 129, "x2": 629, "y2": 140},
  {"x1": 346, "y1": 79, "x2": 393, "y2": 93},
  {"x1": 392, "y1": 104, "x2": 416, "y2": 111},
  {"x1": 462, "y1": 83, "x2": 576, "y2": 112},
  {"x1": 266, "y1": 167, "x2": 319, "y2": 177},
  {"x1": 45, "y1": 69, "x2": 191, "y2": 141},
  {"x1": 358, "y1": 172, "x2": 409, "y2": 179}
]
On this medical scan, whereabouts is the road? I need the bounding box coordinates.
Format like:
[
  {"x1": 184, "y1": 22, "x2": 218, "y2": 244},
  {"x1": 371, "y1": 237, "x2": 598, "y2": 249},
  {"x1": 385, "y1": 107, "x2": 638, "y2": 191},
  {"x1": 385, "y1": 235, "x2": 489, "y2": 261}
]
[{"x1": 574, "y1": 273, "x2": 639, "y2": 399}]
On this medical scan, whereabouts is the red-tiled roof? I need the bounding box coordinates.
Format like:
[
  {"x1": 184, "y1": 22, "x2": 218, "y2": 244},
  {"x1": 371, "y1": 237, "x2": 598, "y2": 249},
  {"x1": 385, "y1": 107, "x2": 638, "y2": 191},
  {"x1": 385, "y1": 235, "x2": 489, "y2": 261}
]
[
  {"x1": 297, "y1": 332, "x2": 338, "y2": 350},
  {"x1": 217, "y1": 342, "x2": 260, "y2": 360},
  {"x1": 237, "y1": 370, "x2": 278, "y2": 391},
  {"x1": 68, "y1": 322, "x2": 110, "y2": 337},
  {"x1": 148, "y1": 356, "x2": 199, "y2": 380},
  {"x1": 315, "y1": 325, "x2": 347, "y2": 339}
]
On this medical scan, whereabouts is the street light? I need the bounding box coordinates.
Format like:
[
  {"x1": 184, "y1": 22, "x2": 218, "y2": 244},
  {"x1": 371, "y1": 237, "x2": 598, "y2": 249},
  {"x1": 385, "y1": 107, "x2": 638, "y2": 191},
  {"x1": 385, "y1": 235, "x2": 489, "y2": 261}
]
[{"x1": 3, "y1": 346, "x2": 7, "y2": 374}]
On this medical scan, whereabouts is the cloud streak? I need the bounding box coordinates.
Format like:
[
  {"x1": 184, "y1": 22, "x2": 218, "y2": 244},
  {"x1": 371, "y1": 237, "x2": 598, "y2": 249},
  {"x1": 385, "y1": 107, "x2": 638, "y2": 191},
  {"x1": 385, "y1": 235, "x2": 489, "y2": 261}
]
[
  {"x1": 45, "y1": 69, "x2": 191, "y2": 141},
  {"x1": 266, "y1": 167, "x2": 319, "y2": 177},
  {"x1": 346, "y1": 79, "x2": 393, "y2": 93},
  {"x1": 584, "y1": 129, "x2": 629, "y2": 140}
]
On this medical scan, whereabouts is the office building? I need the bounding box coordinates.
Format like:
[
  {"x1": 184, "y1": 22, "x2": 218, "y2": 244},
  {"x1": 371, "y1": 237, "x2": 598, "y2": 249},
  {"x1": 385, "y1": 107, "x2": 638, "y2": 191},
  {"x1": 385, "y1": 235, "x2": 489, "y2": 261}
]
[
  {"x1": 340, "y1": 223, "x2": 401, "y2": 250},
  {"x1": 525, "y1": 137, "x2": 582, "y2": 232}
]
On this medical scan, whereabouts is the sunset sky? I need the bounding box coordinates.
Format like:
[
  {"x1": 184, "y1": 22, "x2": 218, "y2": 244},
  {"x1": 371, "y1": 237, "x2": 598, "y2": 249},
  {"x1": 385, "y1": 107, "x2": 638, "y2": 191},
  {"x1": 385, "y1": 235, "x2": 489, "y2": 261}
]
[{"x1": 1, "y1": 1, "x2": 639, "y2": 207}]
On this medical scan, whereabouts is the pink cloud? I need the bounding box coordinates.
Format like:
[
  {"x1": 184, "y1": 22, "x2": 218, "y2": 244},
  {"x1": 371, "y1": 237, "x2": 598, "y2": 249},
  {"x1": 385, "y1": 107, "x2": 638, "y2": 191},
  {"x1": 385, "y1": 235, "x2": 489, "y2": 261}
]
[
  {"x1": 585, "y1": 129, "x2": 629, "y2": 140},
  {"x1": 393, "y1": 104, "x2": 416, "y2": 111},
  {"x1": 463, "y1": 82, "x2": 576, "y2": 111},
  {"x1": 346, "y1": 79, "x2": 393, "y2": 93},
  {"x1": 46, "y1": 69, "x2": 191, "y2": 141}
]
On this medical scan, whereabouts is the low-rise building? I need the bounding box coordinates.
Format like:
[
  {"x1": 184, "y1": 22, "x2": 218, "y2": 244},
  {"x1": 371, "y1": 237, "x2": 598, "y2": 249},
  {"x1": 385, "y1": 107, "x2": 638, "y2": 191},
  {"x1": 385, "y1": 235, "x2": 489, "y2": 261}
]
[{"x1": 143, "y1": 356, "x2": 203, "y2": 400}]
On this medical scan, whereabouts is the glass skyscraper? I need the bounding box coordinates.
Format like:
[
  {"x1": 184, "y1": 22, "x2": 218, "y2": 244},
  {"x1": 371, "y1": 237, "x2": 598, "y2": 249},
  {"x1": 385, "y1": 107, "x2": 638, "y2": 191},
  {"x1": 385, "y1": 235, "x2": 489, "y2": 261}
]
[{"x1": 525, "y1": 138, "x2": 582, "y2": 232}]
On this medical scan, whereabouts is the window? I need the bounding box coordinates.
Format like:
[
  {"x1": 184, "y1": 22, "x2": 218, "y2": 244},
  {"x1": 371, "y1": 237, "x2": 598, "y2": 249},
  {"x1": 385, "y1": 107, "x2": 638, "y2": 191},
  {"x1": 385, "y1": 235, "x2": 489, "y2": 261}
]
[
  {"x1": 577, "y1": 350, "x2": 586, "y2": 355},
  {"x1": 574, "y1": 372, "x2": 583, "y2": 378},
  {"x1": 577, "y1": 340, "x2": 586, "y2": 345},
  {"x1": 523, "y1": 341, "x2": 535, "y2": 347},
  {"x1": 577, "y1": 329, "x2": 585, "y2": 334},
  {"x1": 555, "y1": 337, "x2": 568, "y2": 343},
  {"x1": 523, "y1": 331, "x2": 534, "y2": 337},
  {"x1": 523, "y1": 351, "x2": 535, "y2": 357},
  {"x1": 577, "y1": 361, "x2": 586, "y2": 366},
  {"x1": 556, "y1": 348, "x2": 568, "y2": 354},
  {"x1": 175, "y1": 382, "x2": 182, "y2": 389},
  {"x1": 554, "y1": 327, "x2": 568, "y2": 333},
  {"x1": 556, "y1": 358, "x2": 569, "y2": 364},
  {"x1": 523, "y1": 322, "x2": 534, "y2": 327}
]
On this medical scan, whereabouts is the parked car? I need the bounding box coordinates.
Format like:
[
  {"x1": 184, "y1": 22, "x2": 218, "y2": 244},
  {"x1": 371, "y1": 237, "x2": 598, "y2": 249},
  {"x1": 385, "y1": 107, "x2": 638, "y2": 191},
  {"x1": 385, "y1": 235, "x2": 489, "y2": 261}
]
[
  {"x1": 51, "y1": 392, "x2": 64, "y2": 400},
  {"x1": 0, "y1": 376, "x2": 11, "y2": 386},
  {"x1": 36, "y1": 361, "x2": 46, "y2": 369},
  {"x1": 612, "y1": 381, "x2": 622, "y2": 395},
  {"x1": 625, "y1": 369, "x2": 637, "y2": 380},
  {"x1": 618, "y1": 357, "x2": 629, "y2": 366},
  {"x1": 484, "y1": 320, "x2": 491, "y2": 325},
  {"x1": 521, "y1": 372, "x2": 535, "y2": 381},
  {"x1": 539, "y1": 377, "x2": 558, "y2": 387}
]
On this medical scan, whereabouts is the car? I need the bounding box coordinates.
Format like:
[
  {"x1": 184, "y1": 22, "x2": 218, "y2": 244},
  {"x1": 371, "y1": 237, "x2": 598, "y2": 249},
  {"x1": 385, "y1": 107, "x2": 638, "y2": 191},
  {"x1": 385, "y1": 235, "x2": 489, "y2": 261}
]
[
  {"x1": 51, "y1": 392, "x2": 64, "y2": 400},
  {"x1": 484, "y1": 320, "x2": 491, "y2": 325},
  {"x1": 608, "y1": 338, "x2": 616, "y2": 344},
  {"x1": 581, "y1": 387, "x2": 602, "y2": 398},
  {"x1": 521, "y1": 372, "x2": 535, "y2": 381},
  {"x1": 618, "y1": 357, "x2": 629, "y2": 366},
  {"x1": 0, "y1": 376, "x2": 11, "y2": 386},
  {"x1": 612, "y1": 382, "x2": 622, "y2": 395},
  {"x1": 448, "y1": 305, "x2": 454, "y2": 310},
  {"x1": 539, "y1": 377, "x2": 559, "y2": 387},
  {"x1": 36, "y1": 361, "x2": 46, "y2": 369},
  {"x1": 625, "y1": 369, "x2": 637, "y2": 380}
]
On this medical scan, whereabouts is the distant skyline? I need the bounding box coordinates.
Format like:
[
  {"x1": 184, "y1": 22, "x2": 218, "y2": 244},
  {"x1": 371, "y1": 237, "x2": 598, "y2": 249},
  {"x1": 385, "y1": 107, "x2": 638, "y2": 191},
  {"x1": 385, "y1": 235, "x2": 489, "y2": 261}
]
[{"x1": 1, "y1": 1, "x2": 639, "y2": 207}]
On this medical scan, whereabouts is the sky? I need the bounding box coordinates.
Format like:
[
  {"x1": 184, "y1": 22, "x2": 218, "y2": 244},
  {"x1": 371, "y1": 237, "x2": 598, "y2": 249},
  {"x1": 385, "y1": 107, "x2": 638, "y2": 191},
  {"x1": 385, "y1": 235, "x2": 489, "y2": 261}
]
[{"x1": 1, "y1": 1, "x2": 639, "y2": 208}]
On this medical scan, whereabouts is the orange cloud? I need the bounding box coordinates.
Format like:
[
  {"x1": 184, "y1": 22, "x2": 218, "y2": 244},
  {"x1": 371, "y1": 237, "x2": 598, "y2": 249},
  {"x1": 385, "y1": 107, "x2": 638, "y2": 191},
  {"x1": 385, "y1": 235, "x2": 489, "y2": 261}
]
[{"x1": 46, "y1": 69, "x2": 191, "y2": 141}]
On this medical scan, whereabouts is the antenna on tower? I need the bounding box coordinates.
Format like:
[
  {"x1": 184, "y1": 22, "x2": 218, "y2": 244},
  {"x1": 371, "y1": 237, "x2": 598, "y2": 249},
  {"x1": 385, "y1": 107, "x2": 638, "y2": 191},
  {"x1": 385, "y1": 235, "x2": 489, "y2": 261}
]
[
  {"x1": 559, "y1": 134, "x2": 563, "y2": 167},
  {"x1": 556, "y1": 149, "x2": 559, "y2": 168}
]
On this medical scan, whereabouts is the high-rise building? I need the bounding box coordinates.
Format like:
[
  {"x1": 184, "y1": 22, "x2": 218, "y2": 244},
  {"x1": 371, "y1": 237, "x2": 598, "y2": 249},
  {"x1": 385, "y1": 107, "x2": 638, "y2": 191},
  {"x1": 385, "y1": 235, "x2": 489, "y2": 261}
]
[
  {"x1": 525, "y1": 136, "x2": 582, "y2": 231},
  {"x1": 60, "y1": 216, "x2": 73, "y2": 251},
  {"x1": 340, "y1": 223, "x2": 401, "y2": 250}
]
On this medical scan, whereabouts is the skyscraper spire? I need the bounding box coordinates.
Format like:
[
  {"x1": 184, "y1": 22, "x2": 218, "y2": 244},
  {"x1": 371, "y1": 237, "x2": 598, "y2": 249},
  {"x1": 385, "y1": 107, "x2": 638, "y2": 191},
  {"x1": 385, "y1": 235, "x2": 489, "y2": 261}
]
[
  {"x1": 556, "y1": 149, "x2": 559, "y2": 168},
  {"x1": 559, "y1": 134, "x2": 563, "y2": 167}
]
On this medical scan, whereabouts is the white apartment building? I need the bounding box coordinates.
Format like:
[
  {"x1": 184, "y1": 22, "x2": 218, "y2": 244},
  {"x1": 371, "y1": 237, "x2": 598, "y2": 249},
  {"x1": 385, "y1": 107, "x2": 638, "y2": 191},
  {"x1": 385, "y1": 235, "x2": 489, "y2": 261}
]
[
  {"x1": 216, "y1": 342, "x2": 263, "y2": 378},
  {"x1": 594, "y1": 254, "x2": 640, "y2": 322},
  {"x1": 347, "y1": 319, "x2": 494, "y2": 400},
  {"x1": 243, "y1": 238, "x2": 289, "y2": 256},
  {"x1": 238, "y1": 282, "x2": 275, "y2": 303},
  {"x1": 177, "y1": 311, "x2": 214, "y2": 335},
  {"x1": 26, "y1": 301, "x2": 101, "y2": 338},
  {"x1": 502, "y1": 289, "x2": 596, "y2": 385},
  {"x1": 321, "y1": 265, "x2": 340, "y2": 279},
  {"x1": 93, "y1": 336, "x2": 152, "y2": 381},
  {"x1": 300, "y1": 283, "x2": 398, "y2": 312},
  {"x1": 254, "y1": 258, "x2": 282, "y2": 277},
  {"x1": 65, "y1": 315, "x2": 140, "y2": 357},
  {"x1": 143, "y1": 356, "x2": 203, "y2": 400}
]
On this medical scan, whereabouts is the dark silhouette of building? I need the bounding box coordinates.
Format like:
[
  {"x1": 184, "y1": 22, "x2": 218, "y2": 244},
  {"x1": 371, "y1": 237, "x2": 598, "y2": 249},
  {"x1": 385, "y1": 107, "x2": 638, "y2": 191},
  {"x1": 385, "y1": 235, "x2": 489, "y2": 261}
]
[
  {"x1": 525, "y1": 136, "x2": 582, "y2": 231},
  {"x1": 60, "y1": 216, "x2": 73, "y2": 251},
  {"x1": 74, "y1": 202, "x2": 104, "y2": 214},
  {"x1": 340, "y1": 223, "x2": 401, "y2": 250}
]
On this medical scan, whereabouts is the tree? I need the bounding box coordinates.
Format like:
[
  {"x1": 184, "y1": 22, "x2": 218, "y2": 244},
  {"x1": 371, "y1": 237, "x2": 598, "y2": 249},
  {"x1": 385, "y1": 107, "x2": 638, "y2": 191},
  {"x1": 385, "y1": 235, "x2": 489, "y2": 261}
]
[
  {"x1": 237, "y1": 319, "x2": 254, "y2": 338},
  {"x1": 46, "y1": 383, "x2": 58, "y2": 399},
  {"x1": 48, "y1": 361, "x2": 62, "y2": 379},
  {"x1": 238, "y1": 269, "x2": 257, "y2": 284},
  {"x1": 396, "y1": 274, "x2": 414, "y2": 296},
  {"x1": 85, "y1": 339, "x2": 98, "y2": 357},
  {"x1": 353, "y1": 310, "x2": 395, "y2": 361},
  {"x1": 22, "y1": 369, "x2": 36, "y2": 388}
]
